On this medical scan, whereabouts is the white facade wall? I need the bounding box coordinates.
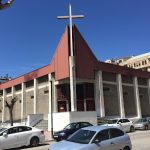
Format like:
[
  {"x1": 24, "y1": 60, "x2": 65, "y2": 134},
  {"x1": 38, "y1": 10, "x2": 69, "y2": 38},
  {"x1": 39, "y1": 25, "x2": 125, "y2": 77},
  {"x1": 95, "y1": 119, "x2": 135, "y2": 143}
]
[
  {"x1": 0, "y1": 72, "x2": 150, "y2": 132},
  {"x1": 52, "y1": 111, "x2": 97, "y2": 131}
]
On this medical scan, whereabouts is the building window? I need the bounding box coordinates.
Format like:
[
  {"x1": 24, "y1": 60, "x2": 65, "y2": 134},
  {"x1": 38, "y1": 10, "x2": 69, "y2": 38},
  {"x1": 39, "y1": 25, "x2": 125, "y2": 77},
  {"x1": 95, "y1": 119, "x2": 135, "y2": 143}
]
[
  {"x1": 76, "y1": 84, "x2": 84, "y2": 100},
  {"x1": 102, "y1": 72, "x2": 116, "y2": 82},
  {"x1": 6, "y1": 88, "x2": 11, "y2": 94},
  {"x1": 15, "y1": 84, "x2": 21, "y2": 91},
  {"x1": 37, "y1": 75, "x2": 48, "y2": 84},
  {"x1": 26, "y1": 80, "x2": 34, "y2": 88},
  {"x1": 138, "y1": 78, "x2": 147, "y2": 86},
  {"x1": 123, "y1": 92, "x2": 128, "y2": 96},
  {"x1": 0, "y1": 90, "x2": 3, "y2": 96},
  {"x1": 122, "y1": 75, "x2": 133, "y2": 84},
  {"x1": 139, "y1": 95, "x2": 143, "y2": 98},
  {"x1": 103, "y1": 87, "x2": 110, "y2": 91}
]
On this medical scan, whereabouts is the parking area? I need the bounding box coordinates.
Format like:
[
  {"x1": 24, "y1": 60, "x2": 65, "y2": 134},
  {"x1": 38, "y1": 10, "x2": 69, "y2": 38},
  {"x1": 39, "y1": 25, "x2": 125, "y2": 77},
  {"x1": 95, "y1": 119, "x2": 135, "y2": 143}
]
[{"x1": 12, "y1": 130, "x2": 150, "y2": 150}]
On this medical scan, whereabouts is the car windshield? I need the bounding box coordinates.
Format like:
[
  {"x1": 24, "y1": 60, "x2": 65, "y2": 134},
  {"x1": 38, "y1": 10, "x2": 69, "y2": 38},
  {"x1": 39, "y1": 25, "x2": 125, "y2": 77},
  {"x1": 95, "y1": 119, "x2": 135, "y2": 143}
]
[
  {"x1": 64, "y1": 123, "x2": 77, "y2": 130},
  {"x1": 66, "y1": 129, "x2": 96, "y2": 144},
  {"x1": 135, "y1": 118, "x2": 147, "y2": 123},
  {"x1": 108, "y1": 119, "x2": 118, "y2": 124}
]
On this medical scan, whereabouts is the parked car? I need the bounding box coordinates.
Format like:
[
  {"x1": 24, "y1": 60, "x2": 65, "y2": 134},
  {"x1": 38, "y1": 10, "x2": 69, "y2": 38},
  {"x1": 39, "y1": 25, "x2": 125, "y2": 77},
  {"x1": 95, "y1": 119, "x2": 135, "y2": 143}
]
[
  {"x1": 53, "y1": 122, "x2": 93, "y2": 141},
  {"x1": 49, "y1": 125, "x2": 132, "y2": 150},
  {"x1": 134, "y1": 117, "x2": 150, "y2": 130},
  {"x1": 107, "y1": 118, "x2": 135, "y2": 132},
  {"x1": 0, "y1": 125, "x2": 45, "y2": 150}
]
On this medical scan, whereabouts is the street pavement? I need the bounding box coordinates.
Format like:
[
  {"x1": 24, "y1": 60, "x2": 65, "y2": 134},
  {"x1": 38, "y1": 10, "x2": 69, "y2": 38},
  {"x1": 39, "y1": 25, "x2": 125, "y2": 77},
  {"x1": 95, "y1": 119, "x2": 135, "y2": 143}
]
[
  {"x1": 129, "y1": 130, "x2": 150, "y2": 150},
  {"x1": 9, "y1": 130, "x2": 150, "y2": 150}
]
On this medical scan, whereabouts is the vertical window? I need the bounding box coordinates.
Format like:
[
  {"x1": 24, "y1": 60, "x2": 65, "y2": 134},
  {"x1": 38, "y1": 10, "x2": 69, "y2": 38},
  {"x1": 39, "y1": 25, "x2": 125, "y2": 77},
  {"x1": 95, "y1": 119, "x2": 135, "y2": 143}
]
[
  {"x1": 109, "y1": 128, "x2": 124, "y2": 138},
  {"x1": 93, "y1": 129, "x2": 109, "y2": 142}
]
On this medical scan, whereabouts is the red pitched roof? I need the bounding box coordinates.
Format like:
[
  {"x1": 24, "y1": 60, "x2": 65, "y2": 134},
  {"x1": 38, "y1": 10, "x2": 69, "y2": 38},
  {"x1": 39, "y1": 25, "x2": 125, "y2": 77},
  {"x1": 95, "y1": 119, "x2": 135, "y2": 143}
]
[
  {"x1": 0, "y1": 26, "x2": 70, "y2": 89},
  {"x1": 1, "y1": 25, "x2": 150, "y2": 90}
]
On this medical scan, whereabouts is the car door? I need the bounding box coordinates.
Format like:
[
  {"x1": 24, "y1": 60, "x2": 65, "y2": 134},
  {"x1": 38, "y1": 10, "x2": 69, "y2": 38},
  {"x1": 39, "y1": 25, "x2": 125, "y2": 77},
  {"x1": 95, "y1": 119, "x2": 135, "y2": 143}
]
[
  {"x1": 0, "y1": 129, "x2": 8, "y2": 150},
  {"x1": 0, "y1": 127, "x2": 19, "y2": 149},
  {"x1": 16, "y1": 126, "x2": 33, "y2": 146},
  {"x1": 109, "y1": 128, "x2": 125, "y2": 150},
  {"x1": 91, "y1": 129, "x2": 114, "y2": 150},
  {"x1": 147, "y1": 119, "x2": 150, "y2": 129},
  {"x1": 122, "y1": 119, "x2": 131, "y2": 132}
]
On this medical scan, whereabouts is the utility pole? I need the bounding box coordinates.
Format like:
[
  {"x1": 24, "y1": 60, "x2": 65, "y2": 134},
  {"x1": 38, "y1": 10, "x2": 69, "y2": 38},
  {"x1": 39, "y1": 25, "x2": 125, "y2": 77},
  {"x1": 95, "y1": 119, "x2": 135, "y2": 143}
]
[{"x1": 57, "y1": 4, "x2": 84, "y2": 111}]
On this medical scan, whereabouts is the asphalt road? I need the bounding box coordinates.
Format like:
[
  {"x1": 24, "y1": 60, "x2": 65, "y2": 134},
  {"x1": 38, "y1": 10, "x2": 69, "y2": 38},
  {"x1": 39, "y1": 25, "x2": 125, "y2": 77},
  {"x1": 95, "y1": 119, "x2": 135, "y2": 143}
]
[
  {"x1": 10, "y1": 130, "x2": 150, "y2": 150},
  {"x1": 129, "y1": 130, "x2": 150, "y2": 150}
]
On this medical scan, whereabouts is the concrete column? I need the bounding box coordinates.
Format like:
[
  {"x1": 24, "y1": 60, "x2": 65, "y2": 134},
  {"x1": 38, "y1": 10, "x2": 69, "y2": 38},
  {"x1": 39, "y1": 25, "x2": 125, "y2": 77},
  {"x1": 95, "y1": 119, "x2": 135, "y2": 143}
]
[
  {"x1": 2, "y1": 89, "x2": 6, "y2": 123},
  {"x1": 69, "y1": 56, "x2": 77, "y2": 111},
  {"x1": 21, "y1": 83, "x2": 26, "y2": 120},
  {"x1": 95, "y1": 71, "x2": 105, "y2": 117},
  {"x1": 148, "y1": 79, "x2": 150, "y2": 107},
  {"x1": 84, "y1": 99, "x2": 86, "y2": 111},
  {"x1": 48, "y1": 74, "x2": 58, "y2": 130},
  {"x1": 48, "y1": 74, "x2": 52, "y2": 115},
  {"x1": 147, "y1": 79, "x2": 150, "y2": 114},
  {"x1": 12, "y1": 86, "x2": 15, "y2": 98},
  {"x1": 134, "y1": 77, "x2": 142, "y2": 118},
  {"x1": 53, "y1": 81, "x2": 58, "y2": 113},
  {"x1": 48, "y1": 74, "x2": 54, "y2": 132},
  {"x1": 12, "y1": 86, "x2": 15, "y2": 119},
  {"x1": 117, "y1": 74, "x2": 125, "y2": 118},
  {"x1": 34, "y1": 78, "x2": 38, "y2": 114}
]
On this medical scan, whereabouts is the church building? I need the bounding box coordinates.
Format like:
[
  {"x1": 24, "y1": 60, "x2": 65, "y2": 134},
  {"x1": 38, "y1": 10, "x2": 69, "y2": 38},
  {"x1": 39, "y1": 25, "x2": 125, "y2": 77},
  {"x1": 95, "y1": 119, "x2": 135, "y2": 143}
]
[{"x1": 0, "y1": 25, "x2": 150, "y2": 131}]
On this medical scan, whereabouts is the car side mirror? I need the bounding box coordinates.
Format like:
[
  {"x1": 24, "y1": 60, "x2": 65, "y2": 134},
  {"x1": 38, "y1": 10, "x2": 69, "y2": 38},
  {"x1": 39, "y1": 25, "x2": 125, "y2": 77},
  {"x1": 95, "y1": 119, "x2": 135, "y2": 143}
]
[
  {"x1": 3, "y1": 133, "x2": 7, "y2": 137},
  {"x1": 93, "y1": 139, "x2": 100, "y2": 144},
  {"x1": 118, "y1": 122, "x2": 121, "y2": 124}
]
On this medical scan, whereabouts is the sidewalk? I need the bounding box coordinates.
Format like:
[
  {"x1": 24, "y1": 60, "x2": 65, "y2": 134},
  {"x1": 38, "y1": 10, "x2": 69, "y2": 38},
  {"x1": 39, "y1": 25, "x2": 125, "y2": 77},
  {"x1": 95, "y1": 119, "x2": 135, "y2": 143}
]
[{"x1": 44, "y1": 130, "x2": 54, "y2": 142}]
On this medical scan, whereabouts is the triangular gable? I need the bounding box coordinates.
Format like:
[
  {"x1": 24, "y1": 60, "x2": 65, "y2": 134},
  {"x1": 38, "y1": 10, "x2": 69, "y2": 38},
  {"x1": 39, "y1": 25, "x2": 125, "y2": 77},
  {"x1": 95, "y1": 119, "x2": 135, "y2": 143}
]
[
  {"x1": 73, "y1": 25, "x2": 98, "y2": 79},
  {"x1": 50, "y1": 26, "x2": 70, "y2": 80}
]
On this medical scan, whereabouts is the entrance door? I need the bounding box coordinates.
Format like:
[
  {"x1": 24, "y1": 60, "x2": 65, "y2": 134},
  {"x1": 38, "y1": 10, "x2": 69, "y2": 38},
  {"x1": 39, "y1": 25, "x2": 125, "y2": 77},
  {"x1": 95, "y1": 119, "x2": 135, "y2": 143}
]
[{"x1": 58, "y1": 100, "x2": 67, "y2": 112}]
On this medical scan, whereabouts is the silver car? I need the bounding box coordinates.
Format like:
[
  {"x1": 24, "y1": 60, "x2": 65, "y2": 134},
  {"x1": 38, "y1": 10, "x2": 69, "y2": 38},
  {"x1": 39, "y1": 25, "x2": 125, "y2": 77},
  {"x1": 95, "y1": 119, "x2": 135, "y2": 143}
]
[
  {"x1": 107, "y1": 118, "x2": 135, "y2": 133},
  {"x1": 0, "y1": 125, "x2": 45, "y2": 149},
  {"x1": 48, "y1": 125, "x2": 132, "y2": 150},
  {"x1": 134, "y1": 118, "x2": 150, "y2": 130}
]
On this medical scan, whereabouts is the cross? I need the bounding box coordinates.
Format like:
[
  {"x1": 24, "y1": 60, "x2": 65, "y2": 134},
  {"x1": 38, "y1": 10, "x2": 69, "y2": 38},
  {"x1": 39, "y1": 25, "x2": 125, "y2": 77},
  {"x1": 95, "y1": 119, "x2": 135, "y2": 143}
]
[
  {"x1": 57, "y1": 4, "x2": 84, "y2": 111},
  {"x1": 57, "y1": 4, "x2": 84, "y2": 56}
]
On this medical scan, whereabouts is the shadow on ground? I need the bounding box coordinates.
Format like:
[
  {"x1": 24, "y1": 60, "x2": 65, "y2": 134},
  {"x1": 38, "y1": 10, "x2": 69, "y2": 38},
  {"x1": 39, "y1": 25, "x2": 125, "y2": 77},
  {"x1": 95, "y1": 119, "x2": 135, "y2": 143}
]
[{"x1": 8, "y1": 143, "x2": 50, "y2": 150}]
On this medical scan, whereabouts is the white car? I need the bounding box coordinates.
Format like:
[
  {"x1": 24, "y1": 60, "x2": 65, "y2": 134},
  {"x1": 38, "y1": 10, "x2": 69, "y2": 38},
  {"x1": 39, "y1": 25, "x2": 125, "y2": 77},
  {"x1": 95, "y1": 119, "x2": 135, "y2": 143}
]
[
  {"x1": 48, "y1": 125, "x2": 132, "y2": 150},
  {"x1": 0, "y1": 125, "x2": 45, "y2": 150},
  {"x1": 107, "y1": 118, "x2": 135, "y2": 132}
]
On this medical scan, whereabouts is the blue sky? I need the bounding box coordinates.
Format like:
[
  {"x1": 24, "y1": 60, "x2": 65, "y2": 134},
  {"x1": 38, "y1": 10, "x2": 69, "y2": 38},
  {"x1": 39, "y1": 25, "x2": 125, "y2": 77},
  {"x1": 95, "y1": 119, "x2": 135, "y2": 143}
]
[{"x1": 1, "y1": 0, "x2": 150, "y2": 78}]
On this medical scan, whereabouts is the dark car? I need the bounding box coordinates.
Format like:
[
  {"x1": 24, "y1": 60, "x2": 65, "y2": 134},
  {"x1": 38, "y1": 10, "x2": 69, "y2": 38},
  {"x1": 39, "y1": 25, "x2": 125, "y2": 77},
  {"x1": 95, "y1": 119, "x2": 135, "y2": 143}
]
[{"x1": 53, "y1": 122, "x2": 93, "y2": 141}]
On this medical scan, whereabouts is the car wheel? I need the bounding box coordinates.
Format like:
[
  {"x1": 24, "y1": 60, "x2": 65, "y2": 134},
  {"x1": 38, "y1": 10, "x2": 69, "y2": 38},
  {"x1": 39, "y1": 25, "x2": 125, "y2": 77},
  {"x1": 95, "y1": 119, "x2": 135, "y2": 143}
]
[
  {"x1": 130, "y1": 126, "x2": 134, "y2": 132},
  {"x1": 145, "y1": 125, "x2": 148, "y2": 130},
  {"x1": 123, "y1": 146, "x2": 130, "y2": 150},
  {"x1": 30, "y1": 137, "x2": 39, "y2": 147}
]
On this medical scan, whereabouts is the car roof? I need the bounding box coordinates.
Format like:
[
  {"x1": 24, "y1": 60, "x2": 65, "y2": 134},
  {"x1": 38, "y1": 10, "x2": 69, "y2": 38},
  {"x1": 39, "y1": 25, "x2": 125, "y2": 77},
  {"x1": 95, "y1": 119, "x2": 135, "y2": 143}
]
[
  {"x1": 69, "y1": 122, "x2": 92, "y2": 124},
  {"x1": 81, "y1": 125, "x2": 122, "y2": 132},
  {"x1": 72, "y1": 121, "x2": 91, "y2": 123},
  {"x1": 110, "y1": 118, "x2": 130, "y2": 120},
  {"x1": 1, "y1": 125, "x2": 33, "y2": 129}
]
